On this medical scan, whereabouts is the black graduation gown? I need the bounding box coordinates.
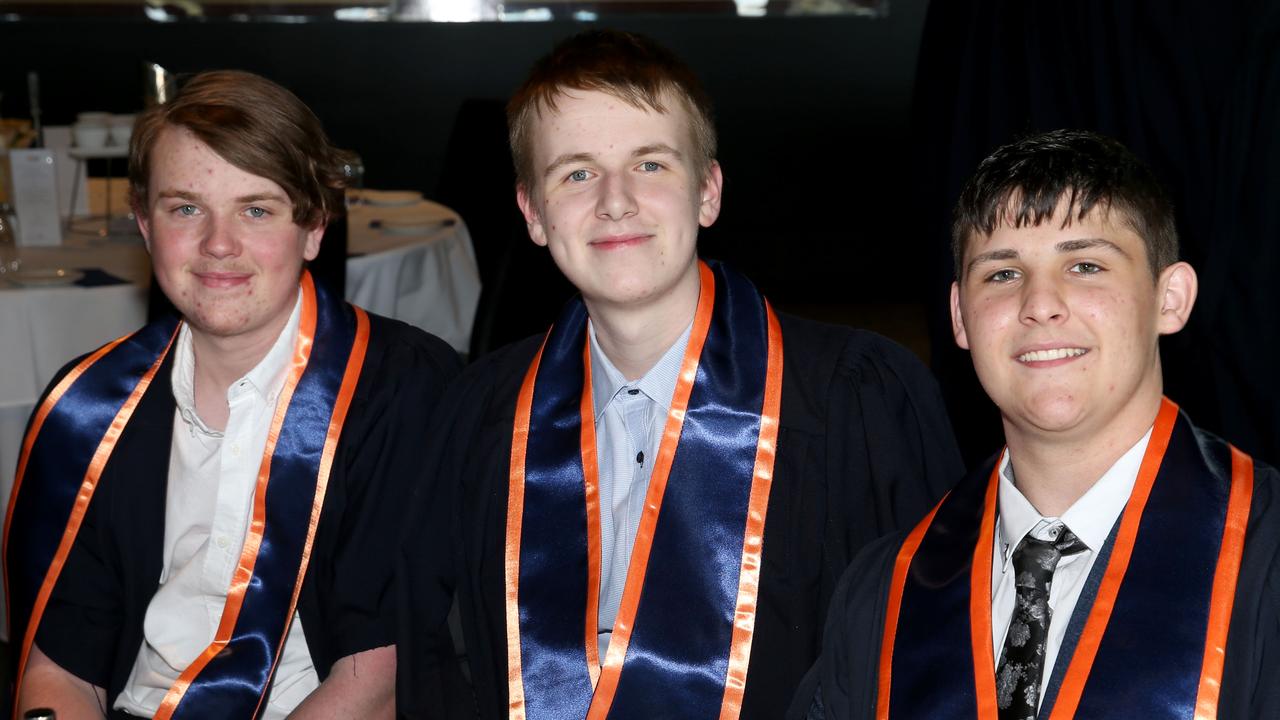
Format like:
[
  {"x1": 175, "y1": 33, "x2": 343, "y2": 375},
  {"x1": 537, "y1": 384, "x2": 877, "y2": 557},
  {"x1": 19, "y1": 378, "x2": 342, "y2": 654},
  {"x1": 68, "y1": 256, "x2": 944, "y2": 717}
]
[
  {"x1": 397, "y1": 312, "x2": 964, "y2": 719},
  {"x1": 791, "y1": 414, "x2": 1280, "y2": 720},
  {"x1": 24, "y1": 314, "x2": 461, "y2": 712}
]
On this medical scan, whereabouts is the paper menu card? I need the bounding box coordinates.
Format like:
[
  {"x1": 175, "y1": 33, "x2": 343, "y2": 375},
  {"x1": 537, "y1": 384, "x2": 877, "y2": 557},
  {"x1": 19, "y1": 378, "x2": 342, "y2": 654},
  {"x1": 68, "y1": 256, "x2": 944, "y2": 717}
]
[{"x1": 9, "y1": 148, "x2": 61, "y2": 246}]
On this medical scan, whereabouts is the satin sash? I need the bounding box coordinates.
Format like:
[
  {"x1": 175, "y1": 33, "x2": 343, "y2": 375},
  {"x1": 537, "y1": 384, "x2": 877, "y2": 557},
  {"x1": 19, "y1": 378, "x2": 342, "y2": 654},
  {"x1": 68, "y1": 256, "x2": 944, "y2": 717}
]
[
  {"x1": 878, "y1": 398, "x2": 1254, "y2": 720},
  {"x1": 506, "y1": 260, "x2": 784, "y2": 720},
  {"x1": 3, "y1": 271, "x2": 370, "y2": 719}
]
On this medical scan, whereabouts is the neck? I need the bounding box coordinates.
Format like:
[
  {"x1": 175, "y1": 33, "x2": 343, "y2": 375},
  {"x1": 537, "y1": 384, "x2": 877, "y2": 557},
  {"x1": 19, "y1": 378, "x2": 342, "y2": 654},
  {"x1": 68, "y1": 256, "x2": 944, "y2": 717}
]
[
  {"x1": 1002, "y1": 394, "x2": 1163, "y2": 518},
  {"x1": 189, "y1": 312, "x2": 292, "y2": 431},
  {"x1": 586, "y1": 267, "x2": 700, "y2": 381}
]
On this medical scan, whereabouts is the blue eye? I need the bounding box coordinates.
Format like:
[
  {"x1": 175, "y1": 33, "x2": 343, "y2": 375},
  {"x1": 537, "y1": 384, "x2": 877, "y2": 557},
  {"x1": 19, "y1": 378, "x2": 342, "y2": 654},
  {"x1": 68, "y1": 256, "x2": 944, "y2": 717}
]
[
  {"x1": 246, "y1": 206, "x2": 269, "y2": 219},
  {"x1": 568, "y1": 169, "x2": 590, "y2": 182},
  {"x1": 176, "y1": 204, "x2": 198, "y2": 217},
  {"x1": 639, "y1": 161, "x2": 661, "y2": 172}
]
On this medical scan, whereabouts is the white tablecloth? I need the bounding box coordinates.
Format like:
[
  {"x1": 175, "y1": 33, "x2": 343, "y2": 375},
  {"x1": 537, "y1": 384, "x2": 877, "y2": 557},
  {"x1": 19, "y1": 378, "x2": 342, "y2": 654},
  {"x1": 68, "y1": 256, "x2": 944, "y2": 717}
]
[
  {"x1": 0, "y1": 195, "x2": 479, "y2": 637},
  {"x1": 346, "y1": 198, "x2": 480, "y2": 354}
]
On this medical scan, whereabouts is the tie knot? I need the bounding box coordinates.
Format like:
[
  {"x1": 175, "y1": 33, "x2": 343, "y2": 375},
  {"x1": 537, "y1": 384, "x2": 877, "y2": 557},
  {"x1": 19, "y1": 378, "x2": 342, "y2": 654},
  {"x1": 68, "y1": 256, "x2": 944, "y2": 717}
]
[{"x1": 1011, "y1": 526, "x2": 1086, "y2": 591}]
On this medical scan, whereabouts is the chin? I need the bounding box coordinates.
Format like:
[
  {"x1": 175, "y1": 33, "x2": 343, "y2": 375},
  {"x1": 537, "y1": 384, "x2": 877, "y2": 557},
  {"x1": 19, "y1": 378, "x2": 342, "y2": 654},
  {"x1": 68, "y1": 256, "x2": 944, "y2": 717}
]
[{"x1": 1010, "y1": 393, "x2": 1091, "y2": 435}]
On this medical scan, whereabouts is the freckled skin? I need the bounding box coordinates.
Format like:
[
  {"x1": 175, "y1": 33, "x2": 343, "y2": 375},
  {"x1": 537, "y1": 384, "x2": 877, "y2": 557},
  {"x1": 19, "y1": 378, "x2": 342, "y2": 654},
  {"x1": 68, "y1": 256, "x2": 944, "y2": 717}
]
[{"x1": 137, "y1": 126, "x2": 322, "y2": 347}]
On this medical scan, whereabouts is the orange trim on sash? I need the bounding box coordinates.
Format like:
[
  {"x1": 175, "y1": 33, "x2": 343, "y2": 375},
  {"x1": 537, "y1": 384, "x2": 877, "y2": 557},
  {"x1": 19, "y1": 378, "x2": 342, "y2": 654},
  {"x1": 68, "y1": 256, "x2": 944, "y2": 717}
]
[
  {"x1": 4, "y1": 333, "x2": 127, "y2": 637},
  {"x1": 1046, "y1": 398, "x2": 1180, "y2": 720},
  {"x1": 580, "y1": 341, "x2": 603, "y2": 685},
  {"x1": 586, "y1": 262, "x2": 717, "y2": 718},
  {"x1": 1192, "y1": 445, "x2": 1253, "y2": 719},
  {"x1": 8, "y1": 328, "x2": 176, "y2": 706},
  {"x1": 717, "y1": 302, "x2": 784, "y2": 720},
  {"x1": 875, "y1": 496, "x2": 946, "y2": 720},
  {"x1": 505, "y1": 338, "x2": 548, "y2": 720},
  {"x1": 968, "y1": 464, "x2": 1001, "y2": 719},
  {"x1": 250, "y1": 306, "x2": 371, "y2": 720},
  {"x1": 157, "y1": 278, "x2": 322, "y2": 718}
]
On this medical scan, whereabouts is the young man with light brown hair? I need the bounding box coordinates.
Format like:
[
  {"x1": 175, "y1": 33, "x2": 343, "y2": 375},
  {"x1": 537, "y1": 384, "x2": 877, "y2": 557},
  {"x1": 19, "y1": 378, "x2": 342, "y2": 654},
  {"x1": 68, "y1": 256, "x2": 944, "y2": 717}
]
[
  {"x1": 7, "y1": 70, "x2": 459, "y2": 719},
  {"x1": 397, "y1": 30, "x2": 962, "y2": 719}
]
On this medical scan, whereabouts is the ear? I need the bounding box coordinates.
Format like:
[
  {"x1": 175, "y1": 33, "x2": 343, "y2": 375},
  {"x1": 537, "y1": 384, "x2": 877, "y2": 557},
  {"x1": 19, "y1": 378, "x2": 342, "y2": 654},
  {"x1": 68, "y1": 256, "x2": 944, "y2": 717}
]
[
  {"x1": 303, "y1": 222, "x2": 324, "y2": 262},
  {"x1": 697, "y1": 161, "x2": 724, "y2": 228},
  {"x1": 516, "y1": 183, "x2": 548, "y2": 247},
  {"x1": 950, "y1": 281, "x2": 970, "y2": 349},
  {"x1": 1155, "y1": 261, "x2": 1198, "y2": 335},
  {"x1": 136, "y1": 204, "x2": 153, "y2": 254}
]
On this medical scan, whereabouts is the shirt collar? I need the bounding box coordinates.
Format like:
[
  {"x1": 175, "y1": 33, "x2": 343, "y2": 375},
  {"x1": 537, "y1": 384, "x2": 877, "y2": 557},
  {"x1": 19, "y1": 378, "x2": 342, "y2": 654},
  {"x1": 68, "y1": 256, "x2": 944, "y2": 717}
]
[
  {"x1": 996, "y1": 426, "x2": 1153, "y2": 569},
  {"x1": 171, "y1": 291, "x2": 303, "y2": 436},
  {"x1": 588, "y1": 319, "x2": 693, "y2": 422}
]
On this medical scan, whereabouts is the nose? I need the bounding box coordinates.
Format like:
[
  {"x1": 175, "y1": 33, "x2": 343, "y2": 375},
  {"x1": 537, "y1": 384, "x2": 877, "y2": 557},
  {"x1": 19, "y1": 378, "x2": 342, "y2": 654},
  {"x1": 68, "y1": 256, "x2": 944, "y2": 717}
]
[
  {"x1": 200, "y1": 217, "x2": 241, "y2": 260},
  {"x1": 595, "y1": 172, "x2": 637, "y2": 221},
  {"x1": 1020, "y1": 274, "x2": 1069, "y2": 326}
]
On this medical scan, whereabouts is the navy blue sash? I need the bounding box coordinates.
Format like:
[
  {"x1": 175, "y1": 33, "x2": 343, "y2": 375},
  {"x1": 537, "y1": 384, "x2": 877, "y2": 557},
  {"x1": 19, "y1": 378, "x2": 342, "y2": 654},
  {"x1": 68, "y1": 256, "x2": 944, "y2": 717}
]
[
  {"x1": 506, "y1": 260, "x2": 783, "y2": 719},
  {"x1": 4, "y1": 272, "x2": 369, "y2": 719},
  {"x1": 879, "y1": 399, "x2": 1253, "y2": 719}
]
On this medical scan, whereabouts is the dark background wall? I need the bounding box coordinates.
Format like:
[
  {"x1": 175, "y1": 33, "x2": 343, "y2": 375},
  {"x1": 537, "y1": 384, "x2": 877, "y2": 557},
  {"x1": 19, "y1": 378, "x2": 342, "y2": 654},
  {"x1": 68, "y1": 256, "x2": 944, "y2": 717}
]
[{"x1": 0, "y1": 5, "x2": 931, "y2": 305}]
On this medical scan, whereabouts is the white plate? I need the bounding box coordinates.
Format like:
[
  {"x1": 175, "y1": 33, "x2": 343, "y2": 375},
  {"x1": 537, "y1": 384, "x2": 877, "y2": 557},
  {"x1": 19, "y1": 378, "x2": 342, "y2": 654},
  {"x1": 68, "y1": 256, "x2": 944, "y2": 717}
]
[
  {"x1": 355, "y1": 190, "x2": 423, "y2": 207},
  {"x1": 10, "y1": 268, "x2": 83, "y2": 287}
]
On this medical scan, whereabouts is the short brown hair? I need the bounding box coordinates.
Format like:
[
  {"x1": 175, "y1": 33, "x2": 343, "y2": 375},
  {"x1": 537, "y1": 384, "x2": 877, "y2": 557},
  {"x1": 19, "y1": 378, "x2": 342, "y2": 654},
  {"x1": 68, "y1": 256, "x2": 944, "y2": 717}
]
[
  {"x1": 507, "y1": 29, "x2": 717, "y2": 193},
  {"x1": 129, "y1": 70, "x2": 354, "y2": 228},
  {"x1": 952, "y1": 129, "x2": 1179, "y2": 279}
]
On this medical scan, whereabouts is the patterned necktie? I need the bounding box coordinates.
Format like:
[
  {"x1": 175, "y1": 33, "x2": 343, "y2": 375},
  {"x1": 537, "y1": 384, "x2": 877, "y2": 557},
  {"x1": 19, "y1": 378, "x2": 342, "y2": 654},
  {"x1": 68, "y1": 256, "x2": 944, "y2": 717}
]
[{"x1": 995, "y1": 526, "x2": 1088, "y2": 720}]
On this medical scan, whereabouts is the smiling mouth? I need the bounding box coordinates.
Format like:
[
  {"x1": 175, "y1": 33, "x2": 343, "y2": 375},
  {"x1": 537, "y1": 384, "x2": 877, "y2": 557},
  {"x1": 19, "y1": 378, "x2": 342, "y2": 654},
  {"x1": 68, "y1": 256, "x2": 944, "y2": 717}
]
[
  {"x1": 591, "y1": 234, "x2": 650, "y2": 249},
  {"x1": 1017, "y1": 347, "x2": 1089, "y2": 363},
  {"x1": 194, "y1": 271, "x2": 253, "y2": 288}
]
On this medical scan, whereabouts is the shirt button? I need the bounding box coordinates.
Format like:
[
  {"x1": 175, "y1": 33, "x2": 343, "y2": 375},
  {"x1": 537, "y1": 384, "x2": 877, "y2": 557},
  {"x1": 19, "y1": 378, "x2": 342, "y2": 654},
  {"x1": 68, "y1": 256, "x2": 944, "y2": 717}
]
[
  {"x1": 215, "y1": 536, "x2": 229, "y2": 549},
  {"x1": 230, "y1": 443, "x2": 241, "y2": 457}
]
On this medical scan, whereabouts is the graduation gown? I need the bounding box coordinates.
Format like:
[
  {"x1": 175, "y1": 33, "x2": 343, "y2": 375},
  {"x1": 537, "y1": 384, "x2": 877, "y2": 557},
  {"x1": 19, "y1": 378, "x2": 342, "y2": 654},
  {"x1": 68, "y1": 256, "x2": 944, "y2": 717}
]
[
  {"x1": 397, "y1": 311, "x2": 964, "y2": 719},
  {"x1": 21, "y1": 313, "x2": 461, "y2": 713},
  {"x1": 792, "y1": 409, "x2": 1280, "y2": 720}
]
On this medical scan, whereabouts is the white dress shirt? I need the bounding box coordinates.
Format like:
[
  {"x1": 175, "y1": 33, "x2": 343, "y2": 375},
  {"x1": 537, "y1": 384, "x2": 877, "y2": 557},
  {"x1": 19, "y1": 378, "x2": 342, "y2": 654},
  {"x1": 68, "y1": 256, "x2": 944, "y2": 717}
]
[
  {"x1": 116, "y1": 293, "x2": 320, "y2": 717},
  {"x1": 990, "y1": 427, "x2": 1152, "y2": 708},
  {"x1": 589, "y1": 320, "x2": 692, "y2": 658}
]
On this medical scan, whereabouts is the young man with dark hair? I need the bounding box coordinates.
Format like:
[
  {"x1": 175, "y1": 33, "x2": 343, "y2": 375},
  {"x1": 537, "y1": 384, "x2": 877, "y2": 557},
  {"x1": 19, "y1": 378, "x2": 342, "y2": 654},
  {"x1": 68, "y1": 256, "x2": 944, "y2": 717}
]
[
  {"x1": 792, "y1": 129, "x2": 1280, "y2": 719},
  {"x1": 397, "y1": 30, "x2": 962, "y2": 719},
  {"x1": 5, "y1": 70, "x2": 460, "y2": 718}
]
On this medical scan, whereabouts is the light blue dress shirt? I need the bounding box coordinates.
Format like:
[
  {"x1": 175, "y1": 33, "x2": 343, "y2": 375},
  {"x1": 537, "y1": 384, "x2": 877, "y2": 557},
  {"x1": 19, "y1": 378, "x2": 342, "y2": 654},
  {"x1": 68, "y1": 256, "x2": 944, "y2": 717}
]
[{"x1": 588, "y1": 320, "x2": 692, "y2": 658}]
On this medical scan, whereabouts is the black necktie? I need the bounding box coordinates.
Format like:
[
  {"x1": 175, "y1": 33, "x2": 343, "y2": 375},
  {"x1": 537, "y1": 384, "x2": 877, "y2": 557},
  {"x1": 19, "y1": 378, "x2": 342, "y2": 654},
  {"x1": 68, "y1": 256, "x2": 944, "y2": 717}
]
[{"x1": 995, "y1": 526, "x2": 1088, "y2": 720}]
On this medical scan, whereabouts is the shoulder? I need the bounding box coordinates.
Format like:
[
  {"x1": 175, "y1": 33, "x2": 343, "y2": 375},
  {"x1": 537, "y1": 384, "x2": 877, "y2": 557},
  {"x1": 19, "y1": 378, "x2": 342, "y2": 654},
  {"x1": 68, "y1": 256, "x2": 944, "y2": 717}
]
[
  {"x1": 775, "y1": 312, "x2": 944, "y2": 430},
  {"x1": 438, "y1": 333, "x2": 544, "y2": 422},
  {"x1": 362, "y1": 312, "x2": 463, "y2": 380},
  {"x1": 779, "y1": 313, "x2": 935, "y2": 388}
]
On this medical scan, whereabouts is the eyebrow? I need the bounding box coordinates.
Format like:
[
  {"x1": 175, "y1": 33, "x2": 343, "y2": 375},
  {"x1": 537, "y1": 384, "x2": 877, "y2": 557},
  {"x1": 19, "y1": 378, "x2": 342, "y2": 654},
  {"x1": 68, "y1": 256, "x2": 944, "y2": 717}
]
[
  {"x1": 632, "y1": 143, "x2": 682, "y2": 159},
  {"x1": 965, "y1": 248, "x2": 1019, "y2": 275},
  {"x1": 154, "y1": 189, "x2": 289, "y2": 205},
  {"x1": 542, "y1": 152, "x2": 595, "y2": 179},
  {"x1": 1055, "y1": 237, "x2": 1130, "y2": 257},
  {"x1": 965, "y1": 237, "x2": 1131, "y2": 275}
]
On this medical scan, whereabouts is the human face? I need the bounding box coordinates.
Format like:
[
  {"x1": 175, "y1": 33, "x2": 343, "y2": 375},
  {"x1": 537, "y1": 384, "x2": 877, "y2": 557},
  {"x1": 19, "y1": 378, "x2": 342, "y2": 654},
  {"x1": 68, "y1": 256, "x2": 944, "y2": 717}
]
[
  {"x1": 138, "y1": 126, "x2": 321, "y2": 345},
  {"x1": 516, "y1": 89, "x2": 722, "y2": 312},
  {"x1": 951, "y1": 203, "x2": 1196, "y2": 446}
]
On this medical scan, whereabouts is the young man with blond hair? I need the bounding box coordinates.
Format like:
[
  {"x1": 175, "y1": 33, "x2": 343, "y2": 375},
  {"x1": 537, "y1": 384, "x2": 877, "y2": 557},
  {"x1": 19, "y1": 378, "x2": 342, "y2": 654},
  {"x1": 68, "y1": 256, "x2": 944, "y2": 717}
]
[{"x1": 397, "y1": 30, "x2": 961, "y2": 719}]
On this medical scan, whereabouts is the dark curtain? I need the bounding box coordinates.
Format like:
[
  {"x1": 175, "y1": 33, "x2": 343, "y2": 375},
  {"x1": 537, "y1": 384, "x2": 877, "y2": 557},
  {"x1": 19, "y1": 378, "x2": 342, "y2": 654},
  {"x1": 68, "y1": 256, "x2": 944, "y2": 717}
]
[{"x1": 914, "y1": 0, "x2": 1280, "y2": 467}]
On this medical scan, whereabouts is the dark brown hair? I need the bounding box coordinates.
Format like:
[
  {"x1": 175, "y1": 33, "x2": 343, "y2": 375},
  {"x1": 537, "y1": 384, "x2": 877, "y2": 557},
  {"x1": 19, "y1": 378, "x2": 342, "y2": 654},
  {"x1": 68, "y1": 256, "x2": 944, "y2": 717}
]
[
  {"x1": 129, "y1": 70, "x2": 354, "y2": 228},
  {"x1": 507, "y1": 29, "x2": 717, "y2": 193},
  {"x1": 952, "y1": 129, "x2": 1179, "y2": 278}
]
